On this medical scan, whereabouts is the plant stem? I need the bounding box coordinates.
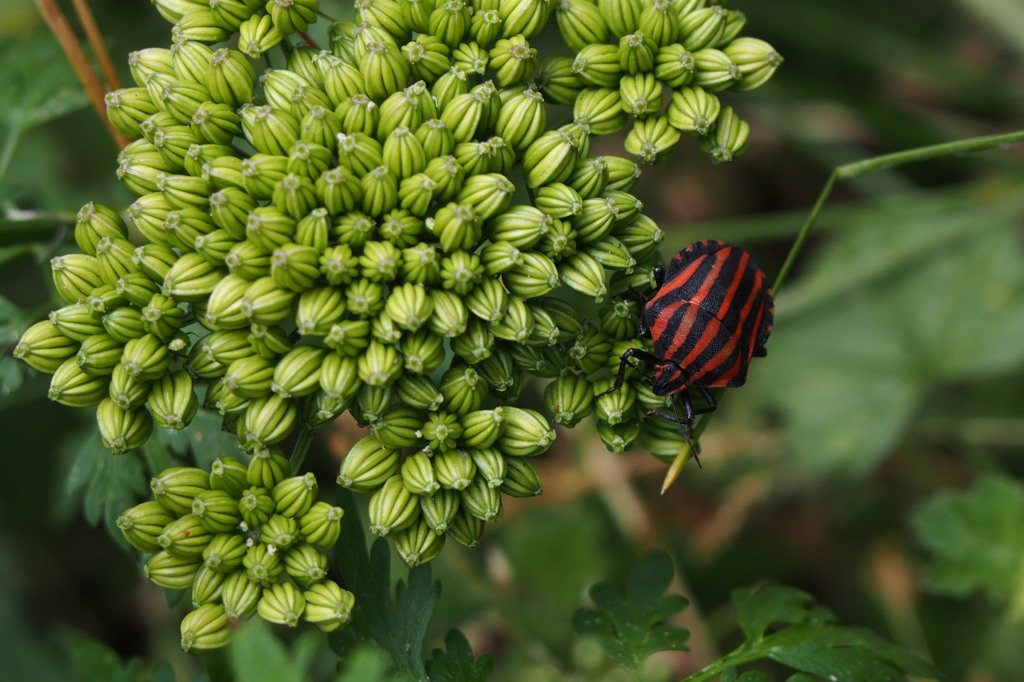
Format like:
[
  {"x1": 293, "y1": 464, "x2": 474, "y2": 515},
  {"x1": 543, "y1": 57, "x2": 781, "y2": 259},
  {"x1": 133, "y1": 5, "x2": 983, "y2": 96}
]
[
  {"x1": 0, "y1": 124, "x2": 23, "y2": 186},
  {"x1": 69, "y1": 0, "x2": 121, "y2": 91},
  {"x1": 771, "y1": 128, "x2": 1024, "y2": 294},
  {"x1": 32, "y1": 0, "x2": 130, "y2": 149},
  {"x1": 289, "y1": 425, "x2": 315, "y2": 475},
  {"x1": 662, "y1": 128, "x2": 1024, "y2": 490}
]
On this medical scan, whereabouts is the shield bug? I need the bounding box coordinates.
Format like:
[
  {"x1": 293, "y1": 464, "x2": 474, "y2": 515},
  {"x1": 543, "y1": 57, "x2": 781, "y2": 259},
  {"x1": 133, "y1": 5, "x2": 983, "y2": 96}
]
[{"x1": 598, "y1": 239, "x2": 774, "y2": 466}]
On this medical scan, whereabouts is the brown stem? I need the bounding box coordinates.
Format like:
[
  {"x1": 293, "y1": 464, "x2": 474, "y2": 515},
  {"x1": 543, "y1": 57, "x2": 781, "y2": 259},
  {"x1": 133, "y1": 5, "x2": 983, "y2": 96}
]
[
  {"x1": 32, "y1": 0, "x2": 130, "y2": 149},
  {"x1": 70, "y1": 0, "x2": 121, "y2": 91}
]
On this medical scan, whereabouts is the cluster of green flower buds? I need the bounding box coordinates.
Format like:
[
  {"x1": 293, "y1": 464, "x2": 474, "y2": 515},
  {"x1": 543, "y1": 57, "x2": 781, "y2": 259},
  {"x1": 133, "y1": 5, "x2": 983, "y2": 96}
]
[
  {"x1": 552, "y1": 0, "x2": 782, "y2": 162},
  {"x1": 117, "y1": 454, "x2": 351, "y2": 651},
  {"x1": 15, "y1": 0, "x2": 777, "y2": 574}
]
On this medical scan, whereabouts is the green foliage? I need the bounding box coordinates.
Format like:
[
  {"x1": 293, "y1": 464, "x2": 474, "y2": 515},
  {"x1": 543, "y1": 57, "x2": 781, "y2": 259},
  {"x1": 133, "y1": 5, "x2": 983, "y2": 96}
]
[
  {"x1": 912, "y1": 474, "x2": 1024, "y2": 606},
  {"x1": 66, "y1": 429, "x2": 147, "y2": 538},
  {"x1": 73, "y1": 639, "x2": 174, "y2": 682},
  {"x1": 573, "y1": 551, "x2": 690, "y2": 675},
  {"x1": 426, "y1": 630, "x2": 496, "y2": 682}
]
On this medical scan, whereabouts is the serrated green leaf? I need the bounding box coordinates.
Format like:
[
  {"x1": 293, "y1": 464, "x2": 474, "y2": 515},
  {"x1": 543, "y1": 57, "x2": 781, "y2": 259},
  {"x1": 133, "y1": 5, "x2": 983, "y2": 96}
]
[
  {"x1": 573, "y1": 551, "x2": 690, "y2": 674},
  {"x1": 65, "y1": 428, "x2": 147, "y2": 539},
  {"x1": 425, "y1": 629, "x2": 495, "y2": 682},
  {"x1": 732, "y1": 584, "x2": 836, "y2": 642},
  {"x1": 332, "y1": 488, "x2": 439, "y2": 680},
  {"x1": 72, "y1": 638, "x2": 142, "y2": 682},
  {"x1": 911, "y1": 473, "x2": 1024, "y2": 601},
  {"x1": 230, "y1": 619, "x2": 303, "y2": 682}
]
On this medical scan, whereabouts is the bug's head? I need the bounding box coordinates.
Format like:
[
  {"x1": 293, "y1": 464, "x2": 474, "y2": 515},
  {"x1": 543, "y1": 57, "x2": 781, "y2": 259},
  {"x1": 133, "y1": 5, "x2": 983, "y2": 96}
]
[{"x1": 652, "y1": 362, "x2": 688, "y2": 396}]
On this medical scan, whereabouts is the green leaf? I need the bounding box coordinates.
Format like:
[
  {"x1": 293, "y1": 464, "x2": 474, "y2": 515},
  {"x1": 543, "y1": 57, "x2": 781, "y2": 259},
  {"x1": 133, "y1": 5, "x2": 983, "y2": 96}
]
[
  {"x1": 732, "y1": 584, "x2": 836, "y2": 642},
  {"x1": 911, "y1": 473, "x2": 1024, "y2": 601},
  {"x1": 72, "y1": 638, "x2": 143, "y2": 682},
  {"x1": 425, "y1": 629, "x2": 495, "y2": 682},
  {"x1": 335, "y1": 646, "x2": 401, "y2": 682},
  {"x1": 332, "y1": 488, "x2": 440, "y2": 680},
  {"x1": 757, "y1": 184, "x2": 1024, "y2": 475},
  {"x1": 0, "y1": 32, "x2": 90, "y2": 132},
  {"x1": 573, "y1": 551, "x2": 690, "y2": 675},
  {"x1": 229, "y1": 619, "x2": 306, "y2": 682},
  {"x1": 762, "y1": 625, "x2": 938, "y2": 681},
  {"x1": 65, "y1": 428, "x2": 147, "y2": 540}
]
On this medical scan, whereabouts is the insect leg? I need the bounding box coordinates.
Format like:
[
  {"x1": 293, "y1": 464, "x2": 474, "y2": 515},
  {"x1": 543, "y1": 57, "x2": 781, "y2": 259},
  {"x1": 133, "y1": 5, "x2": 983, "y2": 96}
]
[
  {"x1": 691, "y1": 384, "x2": 718, "y2": 416},
  {"x1": 644, "y1": 396, "x2": 703, "y2": 469},
  {"x1": 595, "y1": 348, "x2": 661, "y2": 398}
]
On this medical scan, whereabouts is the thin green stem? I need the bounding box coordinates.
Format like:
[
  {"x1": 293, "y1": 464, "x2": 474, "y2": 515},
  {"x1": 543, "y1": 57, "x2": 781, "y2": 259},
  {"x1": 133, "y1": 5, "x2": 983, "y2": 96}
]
[
  {"x1": 772, "y1": 129, "x2": 1024, "y2": 294},
  {"x1": 289, "y1": 425, "x2": 315, "y2": 475},
  {"x1": 0, "y1": 123, "x2": 23, "y2": 186}
]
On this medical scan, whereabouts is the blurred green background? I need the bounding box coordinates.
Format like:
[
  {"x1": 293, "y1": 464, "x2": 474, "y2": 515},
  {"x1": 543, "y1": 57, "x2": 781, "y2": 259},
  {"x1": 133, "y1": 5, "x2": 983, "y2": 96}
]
[{"x1": 2, "y1": 0, "x2": 1023, "y2": 680}]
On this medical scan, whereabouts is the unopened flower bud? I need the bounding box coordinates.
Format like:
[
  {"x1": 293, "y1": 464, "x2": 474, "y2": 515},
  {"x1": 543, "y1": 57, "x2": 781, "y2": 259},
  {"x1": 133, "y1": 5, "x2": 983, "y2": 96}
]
[
  {"x1": 555, "y1": 0, "x2": 608, "y2": 52},
  {"x1": 434, "y1": 449, "x2": 476, "y2": 490},
  {"x1": 157, "y1": 513, "x2": 212, "y2": 558},
  {"x1": 272, "y1": 472, "x2": 318, "y2": 518},
  {"x1": 146, "y1": 550, "x2": 201, "y2": 590},
  {"x1": 500, "y1": 456, "x2": 542, "y2": 496},
  {"x1": 597, "y1": 419, "x2": 640, "y2": 453},
  {"x1": 118, "y1": 501, "x2": 175, "y2": 553},
  {"x1": 614, "y1": 214, "x2": 664, "y2": 260},
  {"x1": 262, "y1": 513, "x2": 299, "y2": 550},
  {"x1": 257, "y1": 580, "x2": 305, "y2": 627},
  {"x1": 238, "y1": 485, "x2": 276, "y2": 527},
  {"x1": 191, "y1": 489, "x2": 242, "y2": 533},
  {"x1": 148, "y1": 370, "x2": 198, "y2": 430},
  {"x1": 544, "y1": 374, "x2": 595, "y2": 426},
  {"x1": 152, "y1": 466, "x2": 210, "y2": 514},
  {"x1": 210, "y1": 456, "x2": 249, "y2": 498},
  {"x1": 369, "y1": 475, "x2": 421, "y2": 536},
  {"x1": 624, "y1": 115, "x2": 680, "y2": 164},
  {"x1": 679, "y1": 6, "x2": 725, "y2": 51},
  {"x1": 700, "y1": 105, "x2": 749, "y2": 163},
  {"x1": 338, "y1": 435, "x2": 400, "y2": 492},
  {"x1": 221, "y1": 570, "x2": 262, "y2": 619},
  {"x1": 300, "y1": 501, "x2": 345, "y2": 548},
  {"x1": 447, "y1": 507, "x2": 484, "y2": 547}
]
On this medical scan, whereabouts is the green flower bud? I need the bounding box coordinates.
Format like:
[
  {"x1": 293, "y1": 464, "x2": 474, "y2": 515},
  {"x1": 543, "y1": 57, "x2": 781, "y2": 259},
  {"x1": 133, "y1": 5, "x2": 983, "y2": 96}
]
[
  {"x1": 555, "y1": 0, "x2": 608, "y2": 52},
  {"x1": 438, "y1": 250, "x2": 483, "y2": 296},
  {"x1": 118, "y1": 501, "x2": 175, "y2": 553},
  {"x1": 300, "y1": 501, "x2": 345, "y2": 548},
  {"x1": 50, "y1": 254, "x2": 102, "y2": 305},
  {"x1": 184, "y1": 337, "x2": 225, "y2": 378},
  {"x1": 194, "y1": 228, "x2": 241, "y2": 266},
  {"x1": 266, "y1": 0, "x2": 318, "y2": 33},
  {"x1": 76, "y1": 203, "x2": 129, "y2": 258},
  {"x1": 241, "y1": 105, "x2": 300, "y2": 157},
  {"x1": 422, "y1": 154, "x2": 464, "y2": 202},
  {"x1": 597, "y1": 419, "x2": 640, "y2": 453},
  {"x1": 249, "y1": 323, "x2": 293, "y2": 360},
  {"x1": 262, "y1": 513, "x2": 300, "y2": 550},
  {"x1": 268, "y1": 242, "x2": 319, "y2": 292},
  {"x1": 359, "y1": 165, "x2": 399, "y2": 215},
  {"x1": 205, "y1": 47, "x2": 256, "y2": 108},
  {"x1": 238, "y1": 395, "x2": 298, "y2": 449},
  {"x1": 489, "y1": 295, "x2": 534, "y2": 344},
  {"x1": 192, "y1": 489, "x2": 242, "y2": 533},
  {"x1": 489, "y1": 34, "x2": 537, "y2": 87},
  {"x1": 440, "y1": 365, "x2": 486, "y2": 415},
  {"x1": 625, "y1": 115, "x2": 680, "y2": 164},
  {"x1": 672, "y1": 3, "x2": 718, "y2": 46},
  {"x1": 205, "y1": 329, "x2": 254, "y2": 366},
  {"x1": 361, "y1": 40, "x2": 411, "y2": 102},
  {"x1": 338, "y1": 435, "x2": 401, "y2": 493},
  {"x1": 598, "y1": 295, "x2": 639, "y2": 342},
  {"x1": 13, "y1": 321, "x2": 76, "y2": 374},
  {"x1": 128, "y1": 46, "x2": 174, "y2": 86},
  {"x1": 263, "y1": 69, "x2": 332, "y2": 120},
  {"x1": 202, "y1": 274, "x2": 250, "y2": 330},
  {"x1": 468, "y1": 445, "x2": 506, "y2": 488},
  {"x1": 368, "y1": 475, "x2": 420, "y2": 536},
  {"x1": 522, "y1": 128, "x2": 581, "y2": 188},
  {"x1": 431, "y1": 66, "x2": 471, "y2": 113},
  {"x1": 356, "y1": 339, "x2": 402, "y2": 387},
  {"x1": 209, "y1": 457, "x2": 249, "y2": 498},
  {"x1": 569, "y1": 323, "x2": 613, "y2": 374},
  {"x1": 157, "y1": 513, "x2": 212, "y2": 558},
  {"x1": 147, "y1": 370, "x2": 198, "y2": 430},
  {"x1": 700, "y1": 105, "x2": 749, "y2": 163},
  {"x1": 106, "y1": 87, "x2": 159, "y2": 138},
  {"x1": 533, "y1": 55, "x2": 581, "y2": 106},
  {"x1": 558, "y1": 251, "x2": 606, "y2": 301},
  {"x1": 594, "y1": 375, "x2": 638, "y2": 425},
  {"x1": 544, "y1": 374, "x2": 594, "y2": 426},
  {"x1": 352, "y1": 385, "x2": 392, "y2": 427},
  {"x1": 526, "y1": 305, "x2": 561, "y2": 345},
  {"x1": 257, "y1": 580, "x2": 306, "y2": 627},
  {"x1": 300, "y1": 105, "x2": 343, "y2": 149},
  {"x1": 241, "y1": 153, "x2": 289, "y2": 201},
  {"x1": 497, "y1": 406, "x2": 555, "y2": 457},
  {"x1": 209, "y1": 0, "x2": 257, "y2": 31},
  {"x1": 639, "y1": 0, "x2": 679, "y2": 46},
  {"x1": 392, "y1": 518, "x2": 444, "y2": 567},
  {"x1": 118, "y1": 145, "x2": 177, "y2": 195},
  {"x1": 401, "y1": 451, "x2": 439, "y2": 495},
  {"x1": 238, "y1": 484, "x2": 276, "y2": 527},
  {"x1": 438, "y1": 92, "x2": 484, "y2": 145},
  {"x1": 202, "y1": 533, "x2": 247, "y2": 575},
  {"x1": 222, "y1": 570, "x2": 262, "y2": 619},
  {"x1": 617, "y1": 31, "x2": 657, "y2": 75},
  {"x1": 614, "y1": 213, "x2": 664, "y2": 260},
  {"x1": 119, "y1": 333, "x2": 171, "y2": 381},
  {"x1": 502, "y1": 251, "x2": 559, "y2": 299},
  {"x1": 172, "y1": 10, "x2": 232, "y2": 43},
  {"x1": 292, "y1": 287, "x2": 343, "y2": 336},
  {"x1": 152, "y1": 466, "x2": 210, "y2": 515},
  {"x1": 460, "y1": 475, "x2": 502, "y2": 521},
  {"x1": 500, "y1": 456, "x2": 542, "y2": 496},
  {"x1": 191, "y1": 563, "x2": 227, "y2": 607},
  {"x1": 401, "y1": 36, "x2": 450, "y2": 84},
  {"x1": 429, "y1": 0, "x2": 471, "y2": 45},
  {"x1": 207, "y1": 378, "x2": 251, "y2": 415},
  {"x1": 160, "y1": 252, "x2": 222, "y2": 302},
  {"x1": 146, "y1": 550, "x2": 201, "y2": 590},
  {"x1": 272, "y1": 472, "x2": 318, "y2": 518},
  {"x1": 655, "y1": 43, "x2": 695, "y2": 87},
  {"x1": 691, "y1": 47, "x2": 740, "y2": 92},
  {"x1": 571, "y1": 44, "x2": 620, "y2": 89},
  {"x1": 420, "y1": 410, "x2": 463, "y2": 452},
  {"x1": 416, "y1": 489, "x2": 456, "y2": 533},
  {"x1": 49, "y1": 304, "x2": 103, "y2": 344},
  {"x1": 434, "y1": 449, "x2": 476, "y2": 490},
  {"x1": 241, "y1": 276, "x2": 295, "y2": 326},
  {"x1": 191, "y1": 101, "x2": 242, "y2": 145},
  {"x1": 619, "y1": 73, "x2": 662, "y2": 117},
  {"x1": 498, "y1": 0, "x2": 550, "y2": 38},
  {"x1": 301, "y1": 580, "x2": 355, "y2": 631},
  {"x1": 450, "y1": 40, "x2": 487, "y2": 79},
  {"x1": 205, "y1": 190, "x2": 253, "y2": 240},
  {"x1": 244, "y1": 541, "x2": 284, "y2": 587},
  {"x1": 396, "y1": 372, "x2": 444, "y2": 411},
  {"x1": 426, "y1": 289, "x2": 468, "y2": 337},
  {"x1": 282, "y1": 542, "x2": 328, "y2": 586},
  {"x1": 570, "y1": 87, "x2": 623, "y2": 136},
  {"x1": 323, "y1": 319, "x2": 371, "y2": 359},
  {"x1": 450, "y1": 317, "x2": 494, "y2": 363},
  {"x1": 447, "y1": 507, "x2": 484, "y2": 547}
]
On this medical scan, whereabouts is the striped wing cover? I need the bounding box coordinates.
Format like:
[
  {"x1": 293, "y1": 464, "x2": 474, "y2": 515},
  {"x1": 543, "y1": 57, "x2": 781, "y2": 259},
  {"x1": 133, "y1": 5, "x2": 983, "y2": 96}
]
[{"x1": 644, "y1": 240, "x2": 774, "y2": 394}]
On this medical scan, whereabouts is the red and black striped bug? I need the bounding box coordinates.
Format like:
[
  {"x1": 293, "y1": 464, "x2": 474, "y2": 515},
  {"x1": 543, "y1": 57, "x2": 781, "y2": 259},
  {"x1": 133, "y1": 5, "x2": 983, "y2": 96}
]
[{"x1": 598, "y1": 240, "x2": 774, "y2": 467}]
